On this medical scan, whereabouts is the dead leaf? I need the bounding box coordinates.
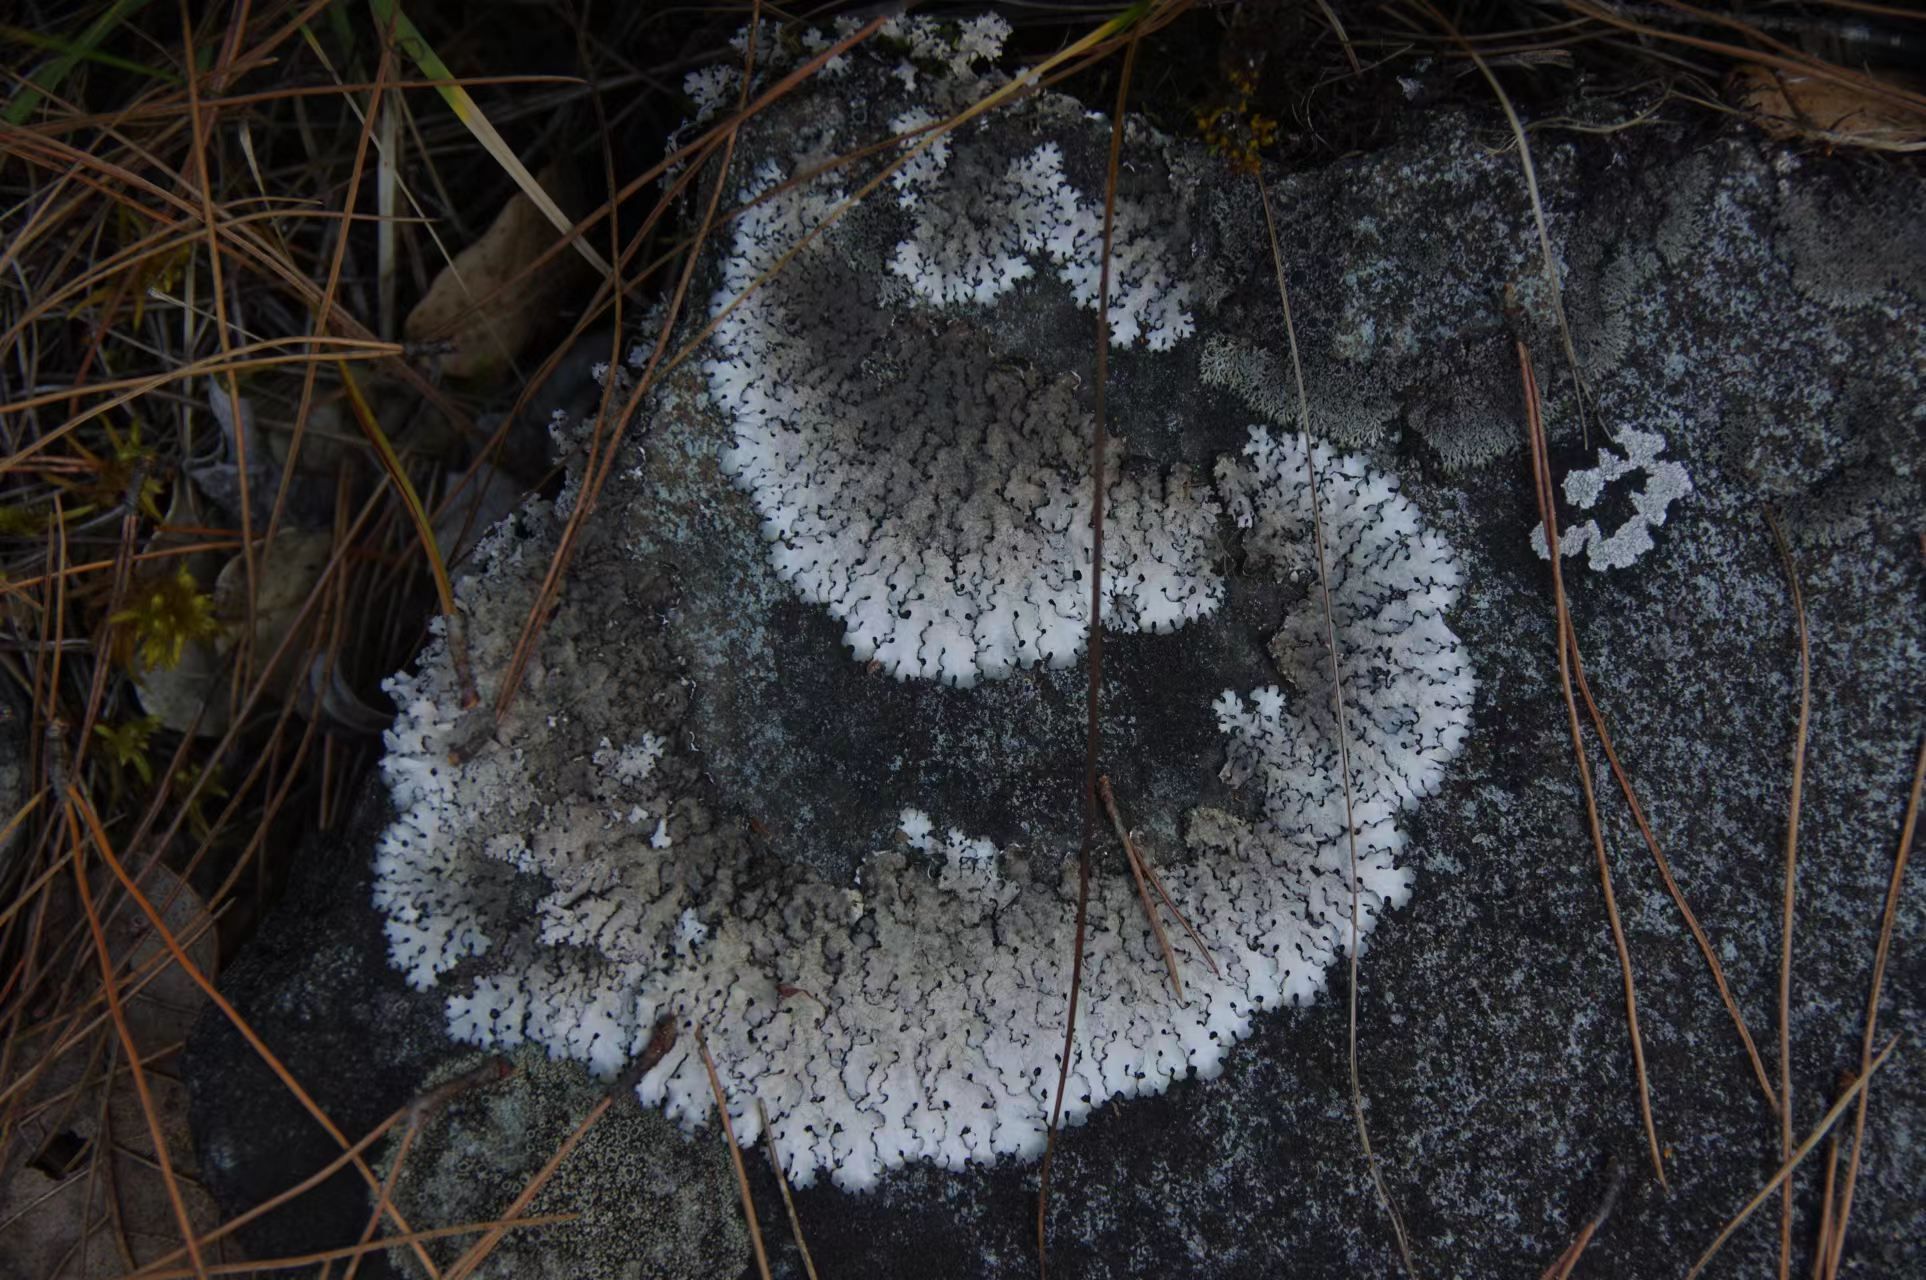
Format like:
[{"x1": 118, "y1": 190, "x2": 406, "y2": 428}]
[
  {"x1": 188, "y1": 380, "x2": 334, "y2": 529},
  {"x1": 0, "y1": 867, "x2": 239, "y2": 1278},
  {"x1": 300, "y1": 653, "x2": 393, "y2": 736},
  {"x1": 132, "y1": 530, "x2": 334, "y2": 734},
  {"x1": 405, "y1": 160, "x2": 591, "y2": 381},
  {"x1": 1734, "y1": 64, "x2": 1926, "y2": 151}
]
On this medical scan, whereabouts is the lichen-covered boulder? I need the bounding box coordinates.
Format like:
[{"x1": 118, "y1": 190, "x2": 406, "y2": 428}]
[{"x1": 188, "y1": 14, "x2": 1924, "y2": 1278}]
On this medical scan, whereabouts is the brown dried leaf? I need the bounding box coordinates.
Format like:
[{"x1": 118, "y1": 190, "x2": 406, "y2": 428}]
[
  {"x1": 1734, "y1": 64, "x2": 1926, "y2": 152},
  {"x1": 0, "y1": 868, "x2": 235, "y2": 1278},
  {"x1": 132, "y1": 529, "x2": 333, "y2": 734},
  {"x1": 405, "y1": 161, "x2": 590, "y2": 381}
]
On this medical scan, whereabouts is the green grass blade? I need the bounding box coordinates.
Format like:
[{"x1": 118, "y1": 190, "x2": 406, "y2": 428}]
[
  {"x1": 367, "y1": 0, "x2": 610, "y2": 279},
  {"x1": 4, "y1": 0, "x2": 160, "y2": 124},
  {"x1": 0, "y1": 21, "x2": 180, "y2": 88}
]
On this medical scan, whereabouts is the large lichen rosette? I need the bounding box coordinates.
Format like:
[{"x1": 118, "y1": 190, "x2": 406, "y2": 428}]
[
  {"x1": 699, "y1": 20, "x2": 1219, "y2": 688},
  {"x1": 371, "y1": 16, "x2": 1475, "y2": 1193}
]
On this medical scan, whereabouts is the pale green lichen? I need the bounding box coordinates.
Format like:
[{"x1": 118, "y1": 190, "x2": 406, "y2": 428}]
[{"x1": 383, "y1": 1050, "x2": 747, "y2": 1280}]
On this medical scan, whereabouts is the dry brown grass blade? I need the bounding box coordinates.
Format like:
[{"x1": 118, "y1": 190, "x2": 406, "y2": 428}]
[
  {"x1": 128, "y1": 1103, "x2": 407, "y2": 1278},
  {"x1": 62, "y1": 794, "x2": 208, "y2": 1280},
  {"x1": 0, "y1": 336, "x2": 401, "y2": 462},
  {"x1": 439, "y1": 1089, "x2": 609, "y2": 1280},
  {"x1": 1518, "y1": 340, "x2": 1666, "y2": 1189},
  {"x1": 1766, "y1": 507, "x2": 1812, "y2": 1280},
  {"x1": 267, "y1": 31, "x2": 399, "y2": 559},
  {"x1": 176, "y1": 0, "x2": 259, "y2": 702},
  {"x1": 1038, "y1": 18, "x2": 1148, "y2": 1278},
  {"x1": 0, "y1": 123, "x2": 475, "y2": 429},
  {"x1": 341, "y1": 1115, "x2": 420, "y2": 1280},
  {"x1": 697, "y1": 1028, "x2": 770, "y2": 1280},
  {"x1": 1099, "y1": 775, "x2": 1184, "y2": 1000},
  {"x1": 1811, "y1": 1070, "x2": 1847, "y2": 1279},
  {"x1": 1685, "y1": 1037, "x2": 1900, "y2": 1280},
  {"x1": 128, "y1": 1061, "x2": 510, "y2": 1279},
  {"x1": 1257, "y1": 167, "x2": 1419, "y2": 1277},
  {"x1": 62, "y1": 783, "x2": 446, "y2": 1276},
  {"x1": 1563, "y1": 0, "x2": 1926, "y2": 118},
  {"x1": 1821, "y1": 735, "x2": 1925, "y2": 1278},
  {"x1": 754, "y1": 1097, "x2": 819, "y2": 1280},
  {"x1": 1569, "y1": 653, "x2": 1778, "y2": 1111},
  {"x1": 1415, "y1": 0, "x2": 1591, "y2": 445},
  {"x1": 488, "y1": 5, "x2": 789, "y2": 722}
]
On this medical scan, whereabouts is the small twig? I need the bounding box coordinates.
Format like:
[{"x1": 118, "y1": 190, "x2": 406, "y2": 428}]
[
  {"x1": 756, "y1": 1097, "x2": 820, "y2": 1280},
  {"x1": 1519, "y1": 341, "x2": 1666, "y2": 1188},
  {"x1": 1766, "y1": 506, "x2": 1811, "y2": 1280},
  {"x1": 1540, "y1": 1156, "x2": 1626, "y2": 1280},
  {"x1": 1098, "y1": 775, "x2": 1184, "y2": 999},
  {"x1": 697, "y1": 1028, "x2": 771, "y2": 1280},
  {"x1": 1685, "y1": 1038, "x2": 1901, "y2": 1280}
]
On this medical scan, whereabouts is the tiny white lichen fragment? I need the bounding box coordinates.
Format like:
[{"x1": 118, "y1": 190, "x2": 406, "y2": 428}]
[
  {"x1": 886, "y1": 108, "x2": 951, "y2": 207},
  {"x1": 1530, "y1": 427, "x2": 1693, "y2": 570},
  {"x1": 898, "y1": 807, "x2": 936, "y2": 851},
  {"x1": 683, "y1": 65, "x2": 737, "y2": 124}
]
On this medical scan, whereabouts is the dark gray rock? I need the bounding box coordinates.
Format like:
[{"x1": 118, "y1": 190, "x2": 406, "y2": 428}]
[
  {"x1": 186, "y1": 30, "x2": 1925, "y2": 1280},
  {"x1": 181, "y1": 793, "x2": 455, "y2": 1273}
]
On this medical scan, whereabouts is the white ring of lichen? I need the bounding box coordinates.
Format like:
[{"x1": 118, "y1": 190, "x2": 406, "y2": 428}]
[
  {"x1": 372, "y1": 18, "x2": 1474, "y2": 1192},
  {"x1": 372, "y1": 421, "x2": 1472, "y2": 1191}
]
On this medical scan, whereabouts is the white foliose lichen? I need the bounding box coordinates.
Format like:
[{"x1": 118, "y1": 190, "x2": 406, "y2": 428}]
[
  {"x1": 1214, "y1": 427, "x2": 1475, "y2": 840},
  {"x1": 373, "y1": 17, "x2": 1473, "y2": 1197},
  {"x1": 889, "y1": 140, "x2": 1196, "y2": 348},
  {"x1": 372, "y1": 422, "x2": 1473, "y2": 1192},
  {"x1": 703, "y1": 160, "x2": 1220, "y2": 687},
  {"x1": 1529, "y1": 426, "x2": 1693, "y2": 570}
]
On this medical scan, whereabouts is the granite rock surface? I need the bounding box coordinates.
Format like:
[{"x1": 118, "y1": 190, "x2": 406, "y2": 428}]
[{"x1": 186, "y1": 30, "x2": 1924, "y2": 1278}]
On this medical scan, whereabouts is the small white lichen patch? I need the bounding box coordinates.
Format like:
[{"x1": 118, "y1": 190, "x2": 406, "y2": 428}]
[
  {"x1": 683, "y1": 65, "x2": 737, "y2": 125},
  {"x1": 1530, "y1": 427, "x2": 1693, "y2": 570}
]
